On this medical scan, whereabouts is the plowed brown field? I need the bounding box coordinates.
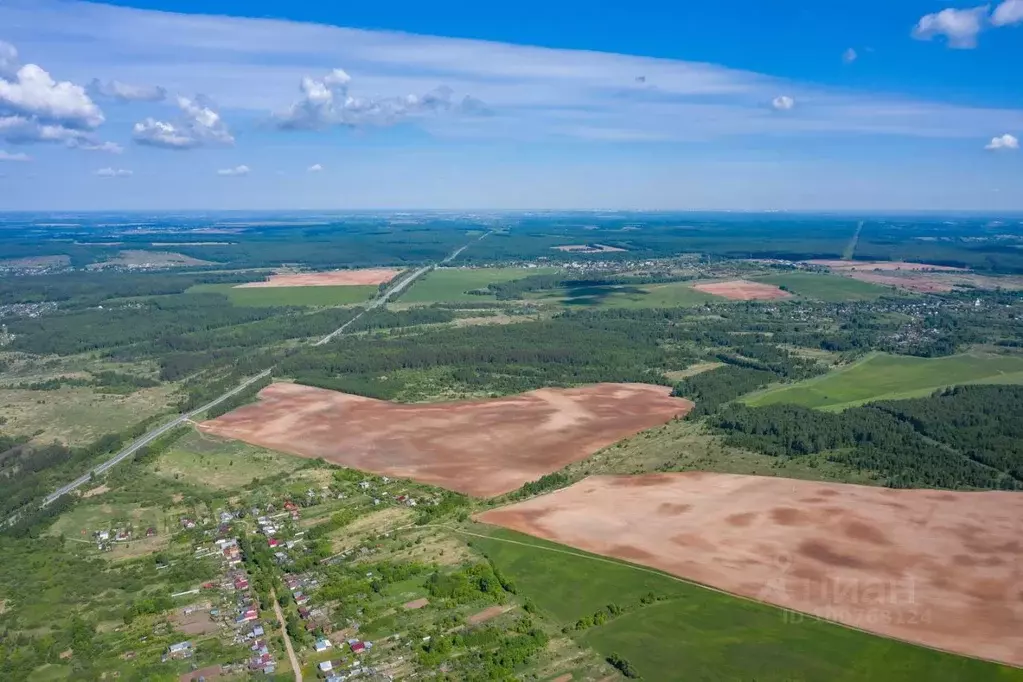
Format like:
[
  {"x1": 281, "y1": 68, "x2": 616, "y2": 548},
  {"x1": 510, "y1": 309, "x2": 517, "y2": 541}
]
[
  {"x1": 693, "y1": 279, "x2": 791, "y2": 300},
  {"x1": 477, "y1": 473, "x2": 1023, "y2": 667},
  {"x1": 235, "y1": 268, "x2": 400, "y2": 287},
  {"x1": 198, "y1": 383, "x2": 692, "y2": 497}
]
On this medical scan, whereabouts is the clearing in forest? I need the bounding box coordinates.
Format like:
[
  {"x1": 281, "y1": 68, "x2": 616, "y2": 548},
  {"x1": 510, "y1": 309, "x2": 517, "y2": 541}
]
[
  {"x1": 744, "y1": 351, "x2": 1023, "y2": 410},
  {"x1": 692, "y1": 280, "x2": 791, "y2": 301},
  {"x1": 198, "y1": 382, "x2": 692, "y2": 497},
  {"x1": 476, "y1": 472, "x2": 1023, "y2": 668},
  {"x1": 235, "y1": 268, "x2": 401, "y2": 287}
]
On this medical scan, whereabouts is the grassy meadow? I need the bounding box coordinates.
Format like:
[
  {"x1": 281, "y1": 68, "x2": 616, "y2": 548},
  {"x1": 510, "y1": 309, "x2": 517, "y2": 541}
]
[
  {"x1": 756, "y1": 271, "x2": 893, "y2": 302},
  {"x1": 469, "y1": 527, "x2": 1023, "y2": 682},
  {"x1": 526, "y1": 280, "x2": 717, "y2": 308},
  {"x1": 745, "y1": 351, "x2": 1023, "y2": 410},
  {"x1": 187, "y1": 282, "x2": 377, "y2": 307},
  {"x1": 400, "y1": 266, "x2": 558, "y2": 304}
]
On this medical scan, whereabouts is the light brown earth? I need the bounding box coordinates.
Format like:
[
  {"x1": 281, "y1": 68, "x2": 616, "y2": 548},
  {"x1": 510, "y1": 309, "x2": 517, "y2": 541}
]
[
  {"x1": 172, "y1": 609, "x2": 220, "y2": 636},
  {"x1": 403, "y1": 598, "x2": 429, "y2": 610},
  {"x1": 552, "y1": 244, "x2": 627, "y2": 253},
  {"x1": 846, "y1": 271, "x2": 956, "y2": 293},
  {"x1": 693, "y1": 280, "x2": 792, "y2": 301},
  {"x1": 804, "y1": 260, "x2": 964, "y2": 272},
  {"x1": 476, "y1": 473, "x2": 1023, "y2": 667},
  {"x1": 199, "y1": 382, "x2": 692, "y2": 497},
  {"x1": 468, "y1": 605, "x2": 514, "y2": 624},
  {"x1": 235, "y1": 268, "x2": 400, "y2": 287}
]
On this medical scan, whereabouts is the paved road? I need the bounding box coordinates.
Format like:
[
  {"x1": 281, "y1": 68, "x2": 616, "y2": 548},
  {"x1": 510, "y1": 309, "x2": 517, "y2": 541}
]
[
  {"x1": 313, "y1": 264, "x2": 432, "y2": 345},
  {"x1": 38, "y1": 368, "x2": 273, "y2": 507},
  {"x1": 24, "y1": 233, "x2": 489, "y2": 518}
]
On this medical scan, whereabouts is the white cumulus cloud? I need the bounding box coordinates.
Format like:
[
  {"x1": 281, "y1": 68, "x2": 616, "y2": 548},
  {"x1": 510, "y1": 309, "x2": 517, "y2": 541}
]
[
  {"x1": 842, "y1": 48, "x2": 858, "y2": 64},
  {"x1": 217, "y1": 164, "x2": 249, "y2": 176},
  {"x1": 992, "y1": 0, "x2": 1023, "y2": 25},
  {"x1": 275, "y1": 68, "x2": 484, "y2": 130},
  {"x1": 772, "y1": 95, "x2": 795, "y2": 111},
  {"x1": 0, "y1": 149, "x2": 30, "y2": 161},
  {"x1": 985, "y1": 133, "x2": 1019, "y2": 150},
  {"x1": 307, "y1": 163, "x2": 323, "y2": 172},
  {"x1": 133, "y1": 95, "x2": 233, "y2": 149},
  {"x1": 89, "y1": 78, "x2": 166, "y2": 102},
  {"x1": 74, "y1": 140, "x2": 123, "y2": 153},
  {"x1": 0, "y1": 41, "x2": 108, "y2": 147},
  {"x1": 912, "y1": 6, "x2": 989, "y2": 49},
  {"x1": 95, "y1": 167, "x2": 132, "y2": 176}
]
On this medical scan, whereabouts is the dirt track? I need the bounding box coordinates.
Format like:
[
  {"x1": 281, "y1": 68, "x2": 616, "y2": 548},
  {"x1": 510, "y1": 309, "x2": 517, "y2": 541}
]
[
  {"x1": 476, "y1": 473, "x2": 1023, "y2": 667},
  {"x1": 693, "y1": 279, "x2": 791, "y2": 301},
  {"x1": 199, "y1": 383, "x2": 692, "y2": 497},
  {"x1": 236, "y1": 268, "x2": 400, "y2": 287}
]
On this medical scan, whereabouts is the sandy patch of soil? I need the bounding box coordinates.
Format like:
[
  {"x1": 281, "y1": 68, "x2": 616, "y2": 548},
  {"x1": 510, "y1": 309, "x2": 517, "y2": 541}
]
[
  {"x1": 477, "y1": 473, "x2": 1023, "y2": 667},
  {"x1": 172, "y1": 609, "x2": 220, "y2": 636},
  {"x1": 403, "y1": 598, "x2": 429, "y2": 610},
  {"x1": 693, "y1": 280, "x2": 792, "y2": 301},
  {"x1": 235, "y1": 268, "x2": 400, "y2": 287},
  {"x1": 81, "y1": 484, "x2": 110, "y2": 499},
  {"x1": 468, "y1": 604, "x2": 514, "y2": 624},
  {"x1": 199, "y1": 383, "x2": 692, "y2": 497}
]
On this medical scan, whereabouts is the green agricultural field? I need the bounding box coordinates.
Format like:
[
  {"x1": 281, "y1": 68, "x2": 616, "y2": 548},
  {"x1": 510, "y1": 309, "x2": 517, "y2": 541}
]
[
  {"x1": 187, "y1": 282, "x2": 377, "y2": 307},
  {"x1": 469, "y1": 528, "x2": 1022, "y2": 682},
  {"x1": 527, "y1": 280, "x2": 717, "y2": 308},
  {"x1": 400, "y1": 266, "x2": 558, "y2": 303},
  {"x1": 756, "y1": 271, "x2": 892, "y2": 302},
  {"x1": 745, "y1": 351, "x2": 1023, "y2": 410}
]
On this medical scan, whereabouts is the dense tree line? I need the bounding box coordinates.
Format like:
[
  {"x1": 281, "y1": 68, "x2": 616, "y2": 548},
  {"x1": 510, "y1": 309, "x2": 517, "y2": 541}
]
[
  {"x1": 0, "y1": 269, "x2": 252, "y2": 307},
  {"x1": 282, "y1": 312, "x2": 693, "y2": 399},
  {"x1": 202, "y1": 374, "x2": 272, "y2": 419},
  {"x1": 710, "y1": 387, "x2": 1023, "y2": 490}
]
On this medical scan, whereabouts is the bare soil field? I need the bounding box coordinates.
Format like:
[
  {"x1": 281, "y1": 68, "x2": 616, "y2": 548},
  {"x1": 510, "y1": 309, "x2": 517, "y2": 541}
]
[
  {"x1": 236, "y1": 268, "x2": 400, "y2": 287},
  {"x1": 552, "y1": 244, "x2": 627, "y2": 253},
  {"x1": 199, "y1": 382, "x2": 692, "y2": 497},
  {"x1": 805, "y1": 260, "x2": 964, "y2": 272},
  {"x1": 846, "y1": 271, "x2": 956, "y2": 293},
  {"x1": 693, "y1": 279, "x2": 792, "y2": 301},
  {"x1": 477, "y1": 473, "x2": 1023, "y2": 667},
  {"x1": 403, "y1": 598, "x2": 429, "y2": 610}
]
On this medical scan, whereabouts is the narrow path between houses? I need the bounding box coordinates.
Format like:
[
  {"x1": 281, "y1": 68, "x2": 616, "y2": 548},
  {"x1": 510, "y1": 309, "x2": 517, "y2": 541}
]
[{"x1": 271, "y1": 588, "x2": 302, "y2": 682}]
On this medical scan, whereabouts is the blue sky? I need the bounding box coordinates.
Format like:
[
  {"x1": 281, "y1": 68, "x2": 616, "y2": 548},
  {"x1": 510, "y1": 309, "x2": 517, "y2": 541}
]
[{"x1": 0, "y1": 0, "x2": 1021, "y2": 210}]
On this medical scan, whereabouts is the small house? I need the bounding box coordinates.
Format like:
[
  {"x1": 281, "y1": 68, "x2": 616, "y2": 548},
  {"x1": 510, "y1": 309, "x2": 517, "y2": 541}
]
[
  {"x1": 318, "y1": 660, "x2": 333, "y2": 673},
  {"x1": 314, "y1": 638, "x2": 331, "y2": 652}
]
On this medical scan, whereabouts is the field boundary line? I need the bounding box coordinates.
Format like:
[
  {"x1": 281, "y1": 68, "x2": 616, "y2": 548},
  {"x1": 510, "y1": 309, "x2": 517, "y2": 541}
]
[{"x1": 444, "y1": 525, "x2": 1023, "y2": 671}]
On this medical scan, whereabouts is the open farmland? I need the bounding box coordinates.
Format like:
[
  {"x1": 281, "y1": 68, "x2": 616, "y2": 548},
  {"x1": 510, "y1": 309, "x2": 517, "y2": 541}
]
[
  {"x1": 400, "y1": 266, "x2": 558, "y2": 303},
  {"x1": 235, "y1": 267, "x2": 401, "y2": 286},
  {"x1": 693, "y1": 279, "x2": 792, "y2": 300},
  {"x1": 187, "y1": 282, "x2": 377, "y2": 307},
  {"x1": 470, "y1": 528, "x2": 1021, "y2": 682},
  {"x1": 756, "y1": 271, "x2": 892, "y2": 302},
  {"x1": 198, "y1": 382, "x2": 692, "y2": 496},
  {"x1": 476, "y1": 473, "x2": 1023, "y2": 668},
  {"x1": 745, "y1": 351, "x2": 1023, "y2": 410},
  {"x1": 526, "y1": 280, "x2": 717, "y2": 308}
]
